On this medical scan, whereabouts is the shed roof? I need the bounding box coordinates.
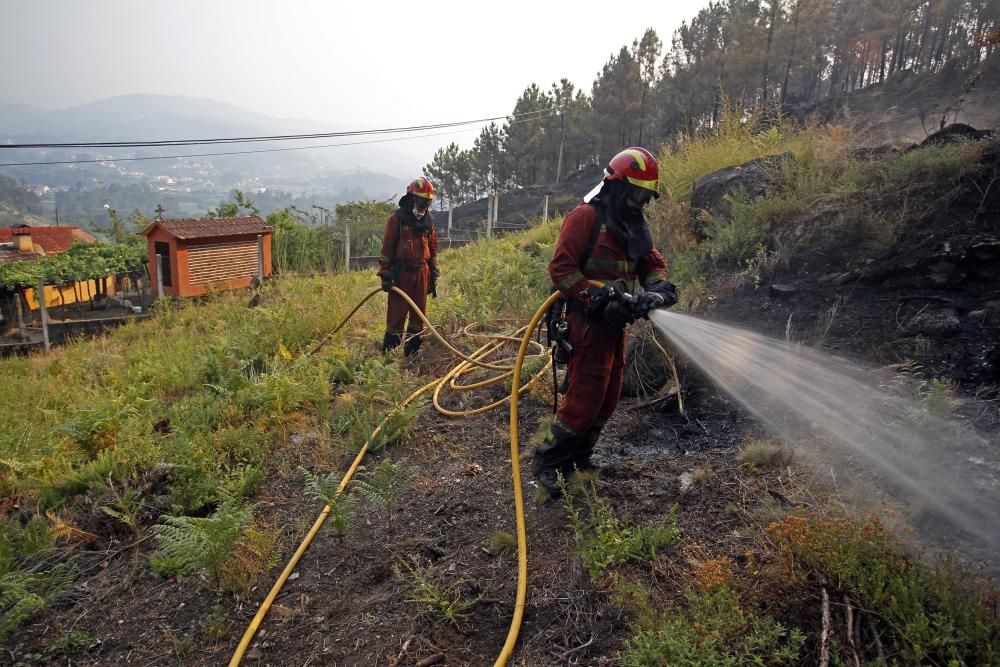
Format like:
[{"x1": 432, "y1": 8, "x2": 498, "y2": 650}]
[
  {"x1": 0, "y1": 245, "x2": 40, "y2": 265},
  {"x1": 0, "y1": 226, "x2": 95, "y2": 254},
  {"x1": 142, "y1": 216, "x2": 271, "y2": 240}
]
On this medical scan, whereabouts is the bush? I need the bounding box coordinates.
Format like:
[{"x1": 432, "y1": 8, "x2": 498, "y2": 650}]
[
  {"x1": 704, "y1": 196, "x2": 765, "y2": 268},
  {"x1": 618, "y1": 567, "x2": 804, "y2": 667},
  {"x1": 768, "y1": 512, "x2": 1000, "y2": 665}
]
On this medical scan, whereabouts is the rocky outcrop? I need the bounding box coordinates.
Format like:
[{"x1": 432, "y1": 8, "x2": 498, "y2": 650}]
[
  {"x1": 688, "y1": 153, "x2": 793, "y2": 238},
  {"x1": 919, "y1": 123, "x2": 994, "y2": 147}
]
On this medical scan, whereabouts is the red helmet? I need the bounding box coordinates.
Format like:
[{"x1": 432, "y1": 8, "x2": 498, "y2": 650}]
[
  {"x1": 604, "y1": 147, "x2": 660, "y2": 199},
  {"x1": 407, "y1": 177, "x2": 435, "y2": 201}
]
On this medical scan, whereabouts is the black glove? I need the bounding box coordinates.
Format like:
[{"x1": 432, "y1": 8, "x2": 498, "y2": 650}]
[
  {"x1": 603, "y1": 298, "x2": 637, "y2": 327},
  {"x1": 380, "y1": 270, "x2": 396, "y2": 293},
  {"x1": 636, "y1": 280, "x2": 678, "y2": 317},
  {"x1": 583, "y1": 284, "x2": 613, "y2": 320},
  {"x1": 583, "y1": 280, "x2": 637, "y2": 327},
  {"x1": 428, "y1": 266, "x2": 440, "y2": 298}
]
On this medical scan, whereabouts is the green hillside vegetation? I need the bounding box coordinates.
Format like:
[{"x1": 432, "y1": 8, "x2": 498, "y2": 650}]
[
  {"x1": 425, "y1": 1, "x2": 997, "y2": 205},
  {"x1": 2, "y1": 120, "x2": 999, "y2": 663}
]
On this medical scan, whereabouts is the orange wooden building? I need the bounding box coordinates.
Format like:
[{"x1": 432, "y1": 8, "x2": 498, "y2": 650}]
[{"x1": 142, "y1": 216, "x2": 273, "y2": 297}]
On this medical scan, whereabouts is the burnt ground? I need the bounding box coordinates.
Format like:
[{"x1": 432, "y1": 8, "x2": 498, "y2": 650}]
[
  {"x1": 8, "y1": 347, "x2": 781, "y2": 666},
  {"x1": 7, "y1": 145, "x2": 1000, "y2": 667}
]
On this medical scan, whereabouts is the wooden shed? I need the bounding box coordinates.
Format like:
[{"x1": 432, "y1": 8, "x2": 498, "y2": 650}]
[{"x1": 142, "y1": 216, "x2": 273, "y2": 297}]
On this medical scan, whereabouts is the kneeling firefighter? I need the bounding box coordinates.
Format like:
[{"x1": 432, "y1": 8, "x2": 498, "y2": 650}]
[
  {"x1": 533, "y1": 147, "x2": 679, "y2": 497},
  {"x1": 378, "y1": 177, "x2": 440, "y2": 356}
]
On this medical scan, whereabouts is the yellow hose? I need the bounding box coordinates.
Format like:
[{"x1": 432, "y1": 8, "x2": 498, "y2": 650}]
[
  {"x1": 228, "y1": 380, "x2": 438, "y2": 666},
  {"x1": 230, "y1": 285, "x2": 562, "y2": 666},
  {"x1": 494, "y1": 291, "x2": 562, "y2": 667}
]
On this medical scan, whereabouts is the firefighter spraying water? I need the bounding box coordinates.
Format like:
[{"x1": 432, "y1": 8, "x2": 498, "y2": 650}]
[{"x1": 533, "y1": 147, "x2": 679, "y2": 498}]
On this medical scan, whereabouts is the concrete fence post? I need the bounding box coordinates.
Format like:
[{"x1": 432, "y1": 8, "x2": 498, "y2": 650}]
[
  {"x1": 156, "y1": 254, "x2": 164, "y2": 299},
  {"x1": 447, "y1": 207, "x2": 453, "y2": 240},
  {"x1": 257, "y1": 234, "x2": 264, "y2": 282},
  {"x1": 543, "y1": 195, "x2": 549, "y2": 222},
  {"x1": 486, "y1": 194, "x2": 493, "y2": 239},
  {"x1": 36, "y1": 278, "x2": 50, "y2": 350},
  {"x1": 15, "y1": 288, "x2": 26, "y2": 341},
  {"x1": 344, "y1": 221, "x2": 351, "y2": 271}
]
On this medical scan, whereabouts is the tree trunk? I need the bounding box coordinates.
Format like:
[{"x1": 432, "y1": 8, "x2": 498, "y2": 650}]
[
  {"x1": 761, "y1": 0, "x2": 779, "y2": 102},
  {"x1": 781, "y1": 0, "x2": 802, "y2": 105},
  {"x1": 914, "y1": 1, "x2": 933, "y2": 70},
  {"x1": 879, "y1": 37, "x2": 888, "y2": 83},
  {"x1": 932, "y1": 15, "x2": 952, "y2": 70}
]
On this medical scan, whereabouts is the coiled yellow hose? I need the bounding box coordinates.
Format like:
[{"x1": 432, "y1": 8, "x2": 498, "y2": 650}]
[{"x1": 230, "y1": 286, "x2": 561, "y2": 666}]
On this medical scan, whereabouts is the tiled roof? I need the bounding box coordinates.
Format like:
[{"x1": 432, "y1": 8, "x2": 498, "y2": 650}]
[
  {"x1": 0, "y1": 226, "x2": 95, "y2": 254},
  {"x1": 0, "y1": 245, "x2": 40, "y2": 265},
  {"x1": 143, "y1": 216, "x2": 272, "y2": 240}
]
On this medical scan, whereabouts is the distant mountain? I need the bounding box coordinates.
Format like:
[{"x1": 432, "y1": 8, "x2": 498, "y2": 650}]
[
  {"x1": 0, "y1": 95, "x2": 419, "y2": 201},
  {"x1": 1, "y1": 94, "x2": 330, "y2": 143}
]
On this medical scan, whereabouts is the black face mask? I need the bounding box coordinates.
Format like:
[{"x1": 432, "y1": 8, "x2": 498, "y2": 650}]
[
  {"x1": 597, "y1": 180, "x2": 654, "y2": 260},
  {"x1": 625, "y1": 184, "x2": 656, "y2": 207}
]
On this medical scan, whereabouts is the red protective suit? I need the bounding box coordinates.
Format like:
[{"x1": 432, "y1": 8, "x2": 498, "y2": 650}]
[
  {"x1": 378, "y1": 209, "x2": 438, "y2": 340},
  {"x1": 548, "y1": 202, "x2": 667, "y2": 434}
]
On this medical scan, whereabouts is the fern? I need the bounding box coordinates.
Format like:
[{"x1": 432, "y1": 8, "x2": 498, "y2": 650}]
[
  {"x1": 100, "y1": 487, "x2": 144, "y2": 536},
  {"x1": 151, "y1": 498, "x2": 253, "y2": 589},
  {"x1": 354, "y1": 458, "x2": 416, "y2": 527},
  {"x1": 0, "y1": 566, "x2": 72, "y2": 642},
  {"x1": 300, "y1": 467, "x2": 355, "y2": 536}
]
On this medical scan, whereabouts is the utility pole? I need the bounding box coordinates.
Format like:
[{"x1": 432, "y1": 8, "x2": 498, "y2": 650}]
[
  {"x1": 486, "y1": 195, "x2": 493, "y2": 239},
  {"x1": 555, "y1": 109, "x2": 565, "y2": 183},
  {"x1": 344, "y1": 220, "x2": 351, "y2": 271},
  {"x1": 37, "y1": 278, "x2": 50, "y2": 350}
]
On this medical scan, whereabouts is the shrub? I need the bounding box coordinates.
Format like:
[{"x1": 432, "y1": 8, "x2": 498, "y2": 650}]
[
  {"x1": 562, "y1": 478, "x2": 679, "y2": 579},
  {"x1": 704, "y1": 195, "x2": 765, "y2": 268},
  {"x1": 618, "y1": 574, "x2": 805, "y2": 666},
  {"x1": 738, "y1": 439, "x2": 789, "y2": 470},
  {"x1": 768, "y1": 512, "x2": 1000, "y2": 664}
]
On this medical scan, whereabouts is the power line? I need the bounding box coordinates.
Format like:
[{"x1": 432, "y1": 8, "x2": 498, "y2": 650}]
[
  {"x1": 0, "y1": 108, "x2": 555, "y2": 150},
  {"x1": 0, "y1": 111, "x2": 558, "y2": 168}
]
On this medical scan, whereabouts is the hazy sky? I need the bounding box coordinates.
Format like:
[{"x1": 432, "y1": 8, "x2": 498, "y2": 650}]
[
  {"x1": 1, "y1": 1, "x2": 711, "y2": 173},
  {"x1": 1, "y1": 1, "x2": 710, "y2": 121}
]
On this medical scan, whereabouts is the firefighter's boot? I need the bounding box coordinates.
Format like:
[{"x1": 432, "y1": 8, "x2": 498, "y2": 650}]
[
  {"x1": 531, "y1": 421, "x2": 580, "y2": 498},
  {"x1": 382, "y1": 331, "x2": 402, "y2": 353},
  {"x1": 404, "y1": 328, "x2": 423, "y2": 357},
  {"x1": 573, "y1": 419, "x2": 611, "y2": 474}
]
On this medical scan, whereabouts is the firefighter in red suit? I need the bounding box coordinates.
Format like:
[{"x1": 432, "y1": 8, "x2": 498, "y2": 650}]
[
  {"x1": 378, "y1": 177, "x2": 440, "y2": 356},
  {"x1": 533, "y1": 147, "x2": 678, "y2": 497}
]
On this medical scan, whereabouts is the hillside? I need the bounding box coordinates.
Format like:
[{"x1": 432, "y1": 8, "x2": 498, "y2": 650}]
[{"x1": 2, "y1": 121, "x2": 1000, "y2": 666}]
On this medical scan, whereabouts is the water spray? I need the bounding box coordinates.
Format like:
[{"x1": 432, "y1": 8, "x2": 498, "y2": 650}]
[{"x1": 650, "y1": 309, "x2": 1000, "y2": 559}]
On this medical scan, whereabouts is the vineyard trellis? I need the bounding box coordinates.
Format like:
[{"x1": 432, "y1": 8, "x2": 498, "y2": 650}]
[{"x1": 1, "y1": 241, "x2": 148, "y2": 344}]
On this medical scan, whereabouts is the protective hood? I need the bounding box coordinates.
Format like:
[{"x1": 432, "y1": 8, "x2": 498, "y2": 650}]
[
  {"x1": 588, "y1": 180, "x2": 653, "y2": 260},
  {"x1": 395, "y1": 199, "x2": 433, "y2": 235}
]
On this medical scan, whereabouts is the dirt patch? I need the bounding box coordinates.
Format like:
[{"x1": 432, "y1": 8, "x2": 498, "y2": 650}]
[{"x1": 9, "y1": 332, "x2": 785, "y2": 667}]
